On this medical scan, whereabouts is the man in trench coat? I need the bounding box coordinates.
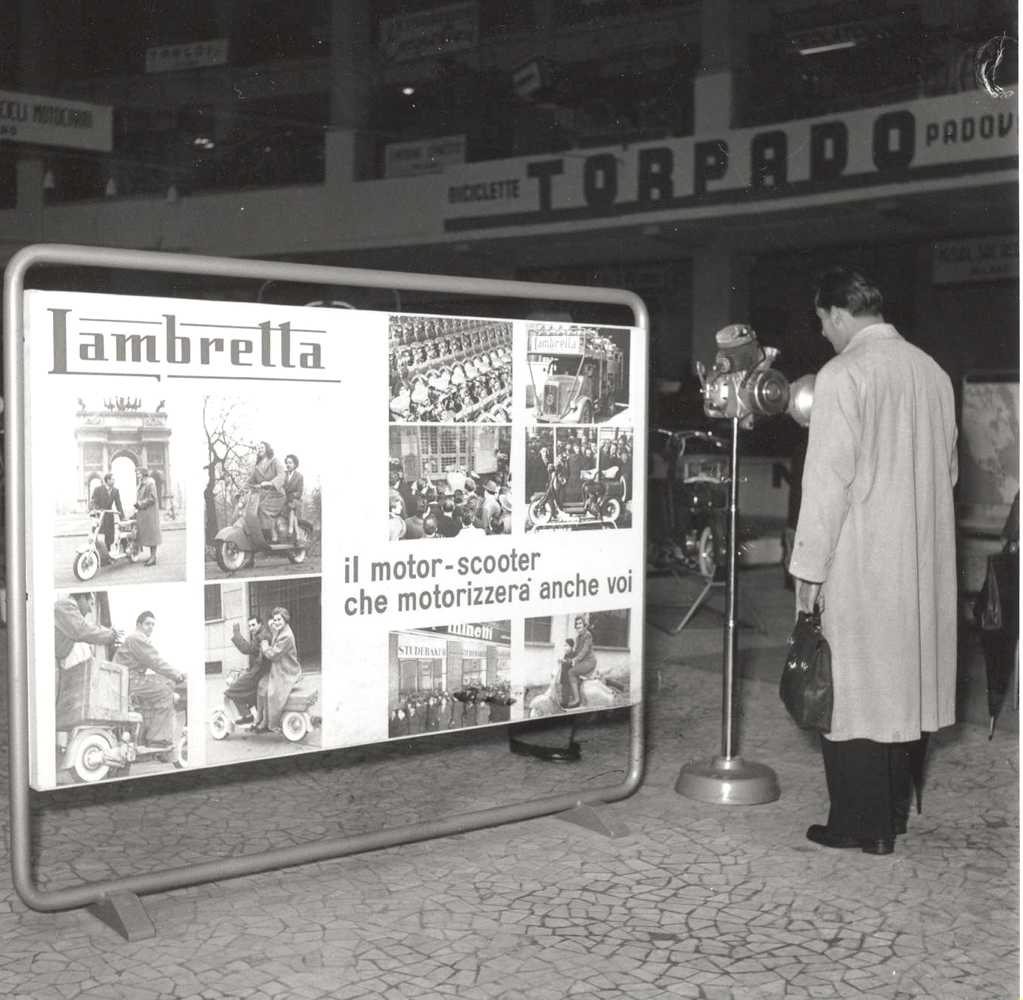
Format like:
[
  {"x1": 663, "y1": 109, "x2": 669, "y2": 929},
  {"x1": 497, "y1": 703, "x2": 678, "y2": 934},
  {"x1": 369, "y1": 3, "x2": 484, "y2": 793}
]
[{"x1": 789, "y1": 267, "x2": 958, "y2": 857}]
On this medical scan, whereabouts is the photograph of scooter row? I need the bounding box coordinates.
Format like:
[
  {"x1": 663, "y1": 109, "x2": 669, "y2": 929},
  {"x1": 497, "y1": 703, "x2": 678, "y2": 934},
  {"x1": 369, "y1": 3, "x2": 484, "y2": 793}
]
[
  {"x1": 525, "y1": 426, "x2": 634, "y2": 531},
  {"x1": 203, "y1": 394, "x2": 322, "y2": 579}
]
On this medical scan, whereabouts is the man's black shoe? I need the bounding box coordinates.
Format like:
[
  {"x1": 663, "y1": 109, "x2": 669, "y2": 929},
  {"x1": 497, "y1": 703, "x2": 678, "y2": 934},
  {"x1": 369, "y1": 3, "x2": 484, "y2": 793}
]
[
  {"x1": 861, "y1": 837, "x2": 896, "y2": 856},
  {"x1": 805, "y1": 824, "x2": 862, "y2": 849}
]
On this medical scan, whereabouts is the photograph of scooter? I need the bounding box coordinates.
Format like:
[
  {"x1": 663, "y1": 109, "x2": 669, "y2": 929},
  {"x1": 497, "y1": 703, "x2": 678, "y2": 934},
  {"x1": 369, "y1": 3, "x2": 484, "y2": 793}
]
[
  {"x1": 521, "y1": 610, "x2": 632, "y2": 719},
  {"x1": 524, "y1": 426, "x2": 634, "y2": 532},
  {"x1": 203, "y1": 394, "x2": 322, "y2": 579},
  {"x1": 53, "y1": 586, "x2": 189, "y2": 785},
  {"x1": 53, "y1": 395, "x2": 187, "y2": 588},
  {"x1": 204, "y1": 576, "x2": 322, "y2": 766}
]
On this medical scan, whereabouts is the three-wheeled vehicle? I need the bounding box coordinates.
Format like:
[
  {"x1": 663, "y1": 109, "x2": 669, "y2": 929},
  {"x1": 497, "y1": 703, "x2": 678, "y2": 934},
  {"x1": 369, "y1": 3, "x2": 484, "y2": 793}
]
[
  {"x1": 527, "y1": 328, "x2": 624, "y2": 424},
  {"x1": 56, "y1": 657, "x2": 187, "y2": 783},
  {"x1": 72, "y1": 508, "x2": 145, "y2": 581},
  {"x1": 527, "y1": 464, "x2": 627, "y2": 530}
]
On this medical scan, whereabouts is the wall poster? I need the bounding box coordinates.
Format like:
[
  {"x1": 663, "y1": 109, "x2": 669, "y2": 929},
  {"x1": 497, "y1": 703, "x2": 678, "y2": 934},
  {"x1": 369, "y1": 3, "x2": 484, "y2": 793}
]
[{"x1": 25, "y1": 291, "x2": 646, "y2": 790}]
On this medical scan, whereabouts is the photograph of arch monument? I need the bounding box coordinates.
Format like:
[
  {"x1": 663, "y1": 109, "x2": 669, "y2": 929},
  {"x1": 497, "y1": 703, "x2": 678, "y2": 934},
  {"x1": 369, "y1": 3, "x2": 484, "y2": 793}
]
[{"x1": 53, "y1": 394, "x2": 186, "y2": 588}]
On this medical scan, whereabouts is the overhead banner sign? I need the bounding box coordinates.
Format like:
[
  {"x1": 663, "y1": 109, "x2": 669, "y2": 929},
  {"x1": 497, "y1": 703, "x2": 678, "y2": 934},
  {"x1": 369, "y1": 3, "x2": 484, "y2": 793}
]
[
  {"x1": 441, "y1": 91, "x2": 1017, "y2": 232},
  {"x1": 25, "y1": 291, "x2": 645, "y2": 790},
  {"x1": 384, "y1": 134, "x2": 466, "y2": 178},
  {"x1": 145, "y1": 39, "x2": 229, "y2": 74},
  {"x1": 0, "y1": 89, "x2": 113, "y2": 152},
  {"x1": 932, "y1": 234, "x2": 1019, "y2": 284},
  {"x1": 379, "y1": 2, "x2": 478, "y2": 62}
]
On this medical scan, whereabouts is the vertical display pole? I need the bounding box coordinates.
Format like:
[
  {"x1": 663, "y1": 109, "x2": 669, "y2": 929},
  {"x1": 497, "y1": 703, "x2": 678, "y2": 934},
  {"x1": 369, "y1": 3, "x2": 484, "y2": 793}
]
[
  {"x1": 675, "y1": 417, "x2": 780, "y2": 805},
  {"x1": 720, "y1": 416, "x2": 740, "y2": 760}
]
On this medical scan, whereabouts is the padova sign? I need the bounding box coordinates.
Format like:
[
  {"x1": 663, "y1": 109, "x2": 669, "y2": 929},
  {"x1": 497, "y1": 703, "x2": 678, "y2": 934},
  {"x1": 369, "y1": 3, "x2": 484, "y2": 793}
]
[{"x1": 0, "y1": 89, "x2": 112, "y2": 152}]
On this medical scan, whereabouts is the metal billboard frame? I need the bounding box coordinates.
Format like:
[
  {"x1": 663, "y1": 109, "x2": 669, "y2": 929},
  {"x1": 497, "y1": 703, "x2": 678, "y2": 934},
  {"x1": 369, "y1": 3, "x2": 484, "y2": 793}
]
[{"x1": 5, "y1": 243, "x2": 649, "y2": 937}]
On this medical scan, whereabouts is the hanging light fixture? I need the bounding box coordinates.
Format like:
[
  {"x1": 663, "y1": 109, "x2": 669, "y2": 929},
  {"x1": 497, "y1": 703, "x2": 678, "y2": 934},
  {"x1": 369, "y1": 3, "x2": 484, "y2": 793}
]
[
  {"x1": 104, "y1": 177, "x2": 118, "y2": 197},
  {"x1": 42, "y1": 169, "x2": 56, "y2": 192}
]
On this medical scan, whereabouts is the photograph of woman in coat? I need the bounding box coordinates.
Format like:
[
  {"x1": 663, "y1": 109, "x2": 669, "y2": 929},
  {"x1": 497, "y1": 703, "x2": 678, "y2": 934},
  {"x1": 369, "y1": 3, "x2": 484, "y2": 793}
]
[
  {"x1": 257, "y1": 606, "x2": 303, "y2": 733},
  {"x1": 134, "y1": 467, "x2": 162, "y2": 566},
  {"x1": 248, "y1": 440, "x2": 287, "y2": 542}
]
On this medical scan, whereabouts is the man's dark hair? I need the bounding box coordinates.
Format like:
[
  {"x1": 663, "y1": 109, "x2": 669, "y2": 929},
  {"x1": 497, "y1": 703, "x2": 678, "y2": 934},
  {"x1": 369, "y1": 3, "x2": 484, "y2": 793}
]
[
  {"x1": 136, "y1": 611, "x2": 155, "y2": 626},
  {"x1": 813, "y1": 267, "x2": 884, "y2": 317}
]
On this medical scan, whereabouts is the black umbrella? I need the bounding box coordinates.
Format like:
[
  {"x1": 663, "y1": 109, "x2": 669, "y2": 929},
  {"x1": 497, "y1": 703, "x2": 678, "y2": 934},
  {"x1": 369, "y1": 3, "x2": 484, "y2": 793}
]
[{"x1": 976, "y1": 547, "x2": 1019, "y2": 738}]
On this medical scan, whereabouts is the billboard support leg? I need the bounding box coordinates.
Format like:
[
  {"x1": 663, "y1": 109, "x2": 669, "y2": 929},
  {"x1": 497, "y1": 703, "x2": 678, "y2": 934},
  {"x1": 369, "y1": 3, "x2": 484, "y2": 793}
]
[
  {"x1": 555, "y1": 804, "x2": 629, "y2": 839},
  {"x1": 88, "y1": 891, "x2": 156, "y2": 941}
]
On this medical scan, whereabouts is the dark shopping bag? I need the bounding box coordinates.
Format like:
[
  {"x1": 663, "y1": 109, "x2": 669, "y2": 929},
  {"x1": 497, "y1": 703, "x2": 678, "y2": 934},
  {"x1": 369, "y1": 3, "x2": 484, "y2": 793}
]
[{"x1": 779, "y1": 605, "x2": 833, "y2": 732}]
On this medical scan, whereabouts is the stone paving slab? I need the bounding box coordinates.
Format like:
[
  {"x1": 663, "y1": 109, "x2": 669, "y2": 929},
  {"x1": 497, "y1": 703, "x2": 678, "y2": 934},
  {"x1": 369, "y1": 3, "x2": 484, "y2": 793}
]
[{"x1": 0, "y1": 569, "x2": 1017, "y2": 999}]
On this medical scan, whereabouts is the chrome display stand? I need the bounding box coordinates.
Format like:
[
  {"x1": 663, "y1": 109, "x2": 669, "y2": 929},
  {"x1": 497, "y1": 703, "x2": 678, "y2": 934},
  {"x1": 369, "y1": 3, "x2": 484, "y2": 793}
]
[
  {"x1": 5, "y1": 244, "x2": 650, "y2": 938},
  {"x1": 675, "y1": 417, "x2": 780, "y2": 805}
]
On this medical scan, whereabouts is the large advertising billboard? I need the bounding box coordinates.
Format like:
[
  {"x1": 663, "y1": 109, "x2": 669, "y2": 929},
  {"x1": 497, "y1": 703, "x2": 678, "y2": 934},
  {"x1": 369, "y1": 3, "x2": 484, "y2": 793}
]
[{"x1": 26, "y1": 292, "x2": 646, "y2": 789}]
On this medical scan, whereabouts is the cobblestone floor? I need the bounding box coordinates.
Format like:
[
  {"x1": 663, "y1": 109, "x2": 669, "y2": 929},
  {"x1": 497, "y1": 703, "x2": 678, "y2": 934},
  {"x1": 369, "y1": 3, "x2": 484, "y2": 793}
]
[{"x1": 1, "y1": 570, "x2": 1017, "y2": 1000}]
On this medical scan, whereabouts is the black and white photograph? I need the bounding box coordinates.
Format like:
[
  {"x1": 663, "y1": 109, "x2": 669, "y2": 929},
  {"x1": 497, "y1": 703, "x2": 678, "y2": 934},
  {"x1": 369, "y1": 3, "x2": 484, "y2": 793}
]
[
  {"x1": 388, "y1": 620, "x2": 512, "y2": 735},
  {"x1": 389, "y1": 314, "x2": 512, "y2": 422},
  {"x1": 525, "y1": 426, "x2": 634, "y2": 531},
  {"x1": 203, "y1": 394, "x2": 323, "y2": 579},
  {"x1": 389, "y1": 425, "x2": 512, "y2": 538},
  {"x1": 54, "y1": 395, "x2": 186, "y2": 588},
  {"x1": 204, "y1": 576, "x2": 322, "y2": 764},
  {"x1": 54, "y1": 587, "x2": 188, "y2": 784},
  {"x1": 6, "y1": 2, "x2": 1019, "y2": 994},
  {"x1": 522, "y1": 610, "x2": 631, "y2": 718},
  {"x1": 525, "y1": 324, "x2": 631, "y2": 425}
]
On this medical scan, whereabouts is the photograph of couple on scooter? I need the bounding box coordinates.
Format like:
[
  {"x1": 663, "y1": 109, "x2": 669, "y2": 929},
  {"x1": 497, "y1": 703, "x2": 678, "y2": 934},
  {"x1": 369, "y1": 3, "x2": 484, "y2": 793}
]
[
  {"x1": 223, "y1": 606, "x2": 302, "y2": 736},
  {"x1": 90, "y1": 468, "x2": 162, "y2": 567}
]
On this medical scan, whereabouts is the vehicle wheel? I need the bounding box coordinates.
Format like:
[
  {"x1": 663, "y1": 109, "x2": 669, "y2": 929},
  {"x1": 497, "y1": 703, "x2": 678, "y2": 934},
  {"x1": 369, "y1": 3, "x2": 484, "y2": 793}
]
[
  {"x1": 215, "y1": 540, "x2": 249, "y2": 573},
  {"x1": 175, "y1": 730, "x2": 188, "y2": 767},
  {"x1": 209, "y1": 710, "x2": 232, "y2": 740},
  {"x1": 70, "y1": 732, "x2": 113, "y2": 783},
  {"x1": 281, "y1": 711, "x2": 309, "y2": 743},
  {"x1": 529, "y1": 498, "x2": 553, "y2": 526},
  {"x1": 603, "y1": 497, "x2": 623, "y2": 522},
  {"x1": 697, "y1": 524, "x2": 725, "y2": 582},
  {"x1": 72, "y1": 549, "x2": 100, "y2": 582}
]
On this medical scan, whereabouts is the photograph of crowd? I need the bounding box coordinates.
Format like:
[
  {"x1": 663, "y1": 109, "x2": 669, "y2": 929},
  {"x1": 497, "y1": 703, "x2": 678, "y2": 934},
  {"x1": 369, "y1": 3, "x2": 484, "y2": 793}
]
[
  {"x1": 205, "y1": 576, "x2": 322, "y2": 765},
  {"x1": 525, "y1": 427, "x2": 634, "y2": 531},
  {"x1": 389, "y1": 314, "x2": 512, "y2": 423},
  {"x1": 203, "y1": 395, "x2": 322, "y2": 579},
  {"x1": 522, "y1": 610, "x2": 631, "y2": 718},
  {"x1": 525, "y1": 324, "x2": 630, "y2": 425},
  {"x1": 54, "y1": 587, "x2": 189, "y2": 784},
  {"x1": 55, "y1": 394, "x2": 186, "y2": 588},
  {"x1": 389, "y1": 425, "x2": 512, "y2": 539},
  {"x1": 388, "y1": 621, "x2": 513, "y2": 736}
]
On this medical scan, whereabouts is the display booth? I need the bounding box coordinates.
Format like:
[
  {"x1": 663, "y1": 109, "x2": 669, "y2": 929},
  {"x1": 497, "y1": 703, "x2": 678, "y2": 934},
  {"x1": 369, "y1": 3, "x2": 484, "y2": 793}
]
[{"x1": 5, "y1": 243, "x2": 648, "y2": 938}]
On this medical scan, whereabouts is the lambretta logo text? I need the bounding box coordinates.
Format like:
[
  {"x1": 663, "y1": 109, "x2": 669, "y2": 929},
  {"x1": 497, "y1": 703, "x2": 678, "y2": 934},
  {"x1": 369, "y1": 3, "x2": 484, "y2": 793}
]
[{"x1": 48, "y1": 308, "x2": 326, "y2": 378}]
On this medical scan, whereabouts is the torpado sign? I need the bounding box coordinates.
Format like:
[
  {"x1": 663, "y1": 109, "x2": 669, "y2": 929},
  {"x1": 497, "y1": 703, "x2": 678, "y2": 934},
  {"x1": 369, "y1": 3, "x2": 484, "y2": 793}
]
[{"x1": 443, "y1": 92, "x2": 1017, "y2": 231}]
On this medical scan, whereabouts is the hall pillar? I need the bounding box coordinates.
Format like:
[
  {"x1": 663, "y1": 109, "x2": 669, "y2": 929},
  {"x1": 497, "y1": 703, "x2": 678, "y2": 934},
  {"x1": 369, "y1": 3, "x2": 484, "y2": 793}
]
[{"x1": 690, "y1": 249, "x2": 752, "y2": 369}]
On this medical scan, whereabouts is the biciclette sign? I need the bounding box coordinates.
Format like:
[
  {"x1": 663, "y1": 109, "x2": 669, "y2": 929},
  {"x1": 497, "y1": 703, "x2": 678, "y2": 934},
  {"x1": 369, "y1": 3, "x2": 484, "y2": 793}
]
[{"x1": 25, "y1": 291, "x2": 646, "y2": 790}]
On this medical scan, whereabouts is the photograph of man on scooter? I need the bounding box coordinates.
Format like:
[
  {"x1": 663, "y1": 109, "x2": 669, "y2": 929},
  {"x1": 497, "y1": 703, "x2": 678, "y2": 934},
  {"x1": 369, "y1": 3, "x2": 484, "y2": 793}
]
[{"x1": 54, "y1": 587, "x2": 189, "y2": 785}]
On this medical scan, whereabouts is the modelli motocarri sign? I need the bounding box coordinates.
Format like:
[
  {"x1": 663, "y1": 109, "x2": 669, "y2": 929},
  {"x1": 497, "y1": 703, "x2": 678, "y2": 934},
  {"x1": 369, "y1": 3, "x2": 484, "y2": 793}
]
[{"x1": 26, "y1": 291, "x2": 646, "y2": 790}]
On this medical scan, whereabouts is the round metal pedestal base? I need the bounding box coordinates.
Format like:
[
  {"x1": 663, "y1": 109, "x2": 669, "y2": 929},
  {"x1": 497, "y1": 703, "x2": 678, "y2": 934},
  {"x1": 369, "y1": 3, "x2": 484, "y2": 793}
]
[{"x1": 675, "y1": 755, "x2": 780, "y2": 805}]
